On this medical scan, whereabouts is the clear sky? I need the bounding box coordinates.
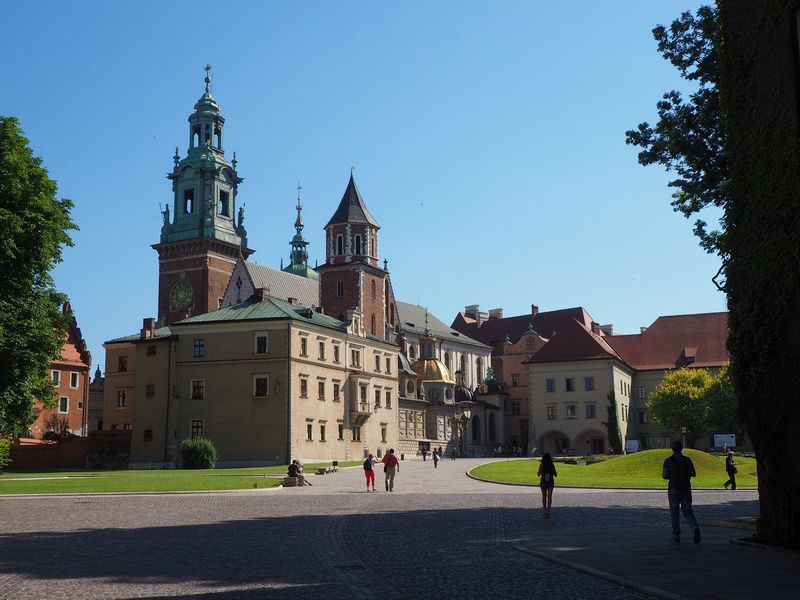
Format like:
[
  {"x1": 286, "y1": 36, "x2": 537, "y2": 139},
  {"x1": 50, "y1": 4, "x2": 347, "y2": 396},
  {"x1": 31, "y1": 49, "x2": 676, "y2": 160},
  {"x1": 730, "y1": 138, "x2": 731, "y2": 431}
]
[{"x1": 2, "y1": 1, "x2": 721, "y2": 371}]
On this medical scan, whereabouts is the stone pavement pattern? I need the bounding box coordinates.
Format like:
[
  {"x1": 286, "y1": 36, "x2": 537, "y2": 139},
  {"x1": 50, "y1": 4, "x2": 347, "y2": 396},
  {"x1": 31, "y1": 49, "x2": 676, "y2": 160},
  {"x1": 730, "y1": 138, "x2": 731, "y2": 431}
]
[{"x1": 0, "y1": 458, "x2": 783, "y2": 599}]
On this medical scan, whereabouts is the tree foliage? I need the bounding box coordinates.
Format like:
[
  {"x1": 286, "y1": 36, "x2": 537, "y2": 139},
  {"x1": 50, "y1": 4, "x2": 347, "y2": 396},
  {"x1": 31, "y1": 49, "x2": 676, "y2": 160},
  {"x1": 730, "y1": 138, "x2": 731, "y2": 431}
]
[
  {"x1": 625, "y1": 5, "x2": 728, "y2": 256},
  {"x1": 0, "y1": 116, "x2": 77, "y2": 436},
  {"x1": 647, "y1": 368, "x2": 715, "y2": 447}
]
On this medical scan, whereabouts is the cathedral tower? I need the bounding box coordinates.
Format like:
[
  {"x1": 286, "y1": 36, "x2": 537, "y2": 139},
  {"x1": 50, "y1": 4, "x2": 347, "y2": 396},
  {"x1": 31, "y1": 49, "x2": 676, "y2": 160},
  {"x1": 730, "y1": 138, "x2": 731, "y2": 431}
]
[
  {"x1": 153, "y1": 67, "x2": 252, "y2": 325},
  {"x1": 282, "y1": 184, "x2": 318, "y2": 280},
  {"x1": 317, "y1": 173, "x2": 396, "y2": 340}
]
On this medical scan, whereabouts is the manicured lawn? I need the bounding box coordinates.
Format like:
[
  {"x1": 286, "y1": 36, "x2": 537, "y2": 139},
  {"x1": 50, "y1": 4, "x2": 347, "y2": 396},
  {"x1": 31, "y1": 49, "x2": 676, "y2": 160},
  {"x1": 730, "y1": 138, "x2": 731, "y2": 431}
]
[
  {"x1": 0, "y1": 461, "x2": 361, "y2": 495},
  {"x1": 469, "y1": 450, "x2": 757, "y2": 489}
]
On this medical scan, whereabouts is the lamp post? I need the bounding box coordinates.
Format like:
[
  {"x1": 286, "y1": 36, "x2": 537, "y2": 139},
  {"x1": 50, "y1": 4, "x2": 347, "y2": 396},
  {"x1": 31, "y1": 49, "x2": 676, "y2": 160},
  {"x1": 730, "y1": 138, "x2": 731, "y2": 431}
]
[{"x1": 681, "y1": 426, "x2": 687, "y2": 448}]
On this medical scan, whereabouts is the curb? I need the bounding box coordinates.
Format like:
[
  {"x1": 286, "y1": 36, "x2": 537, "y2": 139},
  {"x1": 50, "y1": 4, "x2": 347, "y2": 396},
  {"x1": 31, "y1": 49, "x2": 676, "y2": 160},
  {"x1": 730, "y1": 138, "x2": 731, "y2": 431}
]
[{"x1": 0, "y1": 486, "x2": 284, "y2": 499}]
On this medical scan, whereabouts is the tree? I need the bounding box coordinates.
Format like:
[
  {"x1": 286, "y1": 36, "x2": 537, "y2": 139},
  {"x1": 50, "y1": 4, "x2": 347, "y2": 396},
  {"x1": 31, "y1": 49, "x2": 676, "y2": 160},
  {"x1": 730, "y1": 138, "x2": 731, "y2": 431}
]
[
  {"x1": 602, "y1": 392, "x2": 623, "y2": 454},
  {"x1": 647, "y1": 368, "x2": 714, "y2": 448},
  {"x1": 0, "y1": 117, "x2": 77, "y2": 436},
  {"x1": 704, "y1": 364, "x2": 740, "y2": 438}
]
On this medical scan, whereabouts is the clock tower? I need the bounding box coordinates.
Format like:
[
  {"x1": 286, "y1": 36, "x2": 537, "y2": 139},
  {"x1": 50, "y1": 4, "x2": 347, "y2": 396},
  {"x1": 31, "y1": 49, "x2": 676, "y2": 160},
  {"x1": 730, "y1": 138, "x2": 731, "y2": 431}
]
[{"x1": 153, "y1": 67, "x2": 252, "y2": 325}]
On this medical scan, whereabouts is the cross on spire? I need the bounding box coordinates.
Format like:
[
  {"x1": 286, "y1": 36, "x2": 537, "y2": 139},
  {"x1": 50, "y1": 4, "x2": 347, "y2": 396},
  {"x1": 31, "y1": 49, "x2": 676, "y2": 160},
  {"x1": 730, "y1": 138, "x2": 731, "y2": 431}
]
[{"x1": 204, "y1": 64, "x2": 212, "y2": 91}]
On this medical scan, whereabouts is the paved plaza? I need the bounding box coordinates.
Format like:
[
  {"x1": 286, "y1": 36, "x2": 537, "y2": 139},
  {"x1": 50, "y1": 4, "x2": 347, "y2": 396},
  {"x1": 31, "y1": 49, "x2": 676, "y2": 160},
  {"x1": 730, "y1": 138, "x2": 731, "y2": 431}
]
[{"x1": 0, "y1": 459, "x2": 793, "y2": 599}]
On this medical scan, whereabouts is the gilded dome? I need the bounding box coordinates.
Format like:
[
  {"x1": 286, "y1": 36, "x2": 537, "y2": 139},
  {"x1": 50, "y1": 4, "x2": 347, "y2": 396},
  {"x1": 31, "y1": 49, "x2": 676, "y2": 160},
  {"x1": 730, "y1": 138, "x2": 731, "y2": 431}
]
[{"x1": 411, "y1": 358, "x2": 455, "y2": 385}]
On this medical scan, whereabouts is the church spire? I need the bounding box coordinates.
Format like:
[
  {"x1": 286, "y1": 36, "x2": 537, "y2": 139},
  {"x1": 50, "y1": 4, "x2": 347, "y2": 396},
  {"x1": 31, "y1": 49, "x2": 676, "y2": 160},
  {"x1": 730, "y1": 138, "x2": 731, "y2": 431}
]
[{"x1": 282, "y1": 182, "x2": 319, "y2": 280}]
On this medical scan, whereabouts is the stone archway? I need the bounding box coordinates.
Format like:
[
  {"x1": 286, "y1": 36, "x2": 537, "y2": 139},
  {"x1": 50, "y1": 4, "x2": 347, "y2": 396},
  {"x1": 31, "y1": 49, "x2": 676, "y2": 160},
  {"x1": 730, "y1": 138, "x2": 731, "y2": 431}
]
[
  {"x1": 540, "y1": 430, "x2": 570, "y2": 456},
  {"x1": 574, "y1": 429, "x2": 607, "y2": 455}
]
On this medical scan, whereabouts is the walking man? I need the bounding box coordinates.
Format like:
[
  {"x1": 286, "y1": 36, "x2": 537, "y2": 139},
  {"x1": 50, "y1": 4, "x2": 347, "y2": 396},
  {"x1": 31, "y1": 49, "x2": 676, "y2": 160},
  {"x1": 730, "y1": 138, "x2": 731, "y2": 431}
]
[
  {"x1": 421, "y1": 446, "x2": 427, "y2": 462},
  {"x1": 432, "y1": 448, "x2": 439, "y2": 469},
  {"x1": 382, "y1": 448, "x2": 400, "y2": 491},
  {"x1": 724, "y1": 451, "x2": 738, "y2": 490},
  {"x1": 662, "y1": 440, "x2": 701, "y2": 544}
]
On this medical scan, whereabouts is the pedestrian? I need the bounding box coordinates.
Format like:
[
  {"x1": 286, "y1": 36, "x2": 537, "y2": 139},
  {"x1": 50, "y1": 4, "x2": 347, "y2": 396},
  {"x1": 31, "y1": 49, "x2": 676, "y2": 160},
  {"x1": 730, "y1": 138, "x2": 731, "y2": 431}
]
[
  {"x1": 382, "y1": 448, "x2": 400, "y2": 491},
  {"x1": 721, "y1": 441, "x2": 728, "y2": 455},
  {"x1": 451, "y1": 447, "x2": 456, "y2": 460},
  {"x1": 437, "y1": 446, "x2": 443, "y2": 460},
  {"x1": 662, "y1": 440, "x2": 701, "y2": 544},
  {"x1": 724, "y1": 451, "x2": 738, "y2": 490},
  {"x1": 422, "y1": 446, "x2": 427, "y2": 462},
  {"x1": 432, "y1": 448, "x2": 439, "y2": 469},
  {"x1": 363, "y1": 453, "x2": 376, "y2": 491},
  {"x1": 537, "y1": 453, "x2": 557, "y2": 518}
]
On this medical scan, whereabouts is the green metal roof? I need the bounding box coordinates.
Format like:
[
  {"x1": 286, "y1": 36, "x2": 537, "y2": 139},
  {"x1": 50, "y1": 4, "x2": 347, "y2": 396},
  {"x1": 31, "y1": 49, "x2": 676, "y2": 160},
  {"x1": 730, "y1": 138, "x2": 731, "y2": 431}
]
[
  {"x1": 105, "y1": 327, "x2": 173, "y2": 345},
  {"x1": 396, "y1": 301, "x2": 491, "y2": 349}
]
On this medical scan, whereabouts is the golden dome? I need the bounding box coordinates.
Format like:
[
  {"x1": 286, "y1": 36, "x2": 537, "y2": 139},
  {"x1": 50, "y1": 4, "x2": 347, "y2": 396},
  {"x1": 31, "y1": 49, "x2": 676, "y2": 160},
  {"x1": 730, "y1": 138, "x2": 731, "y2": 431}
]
[{"x1": 411, "y1": 358, "x2": 455, "y2": 385}]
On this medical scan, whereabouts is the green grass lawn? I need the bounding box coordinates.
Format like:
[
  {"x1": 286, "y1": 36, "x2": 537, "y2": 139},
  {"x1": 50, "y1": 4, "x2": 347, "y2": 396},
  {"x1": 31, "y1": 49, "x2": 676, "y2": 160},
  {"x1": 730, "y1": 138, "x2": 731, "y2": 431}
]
[
  {"x1": 469, "y1": 450, "x2": 757, "y2": 489},
  {"x1": 0, "y1": 461, "x2": 362, "y2": 495}
]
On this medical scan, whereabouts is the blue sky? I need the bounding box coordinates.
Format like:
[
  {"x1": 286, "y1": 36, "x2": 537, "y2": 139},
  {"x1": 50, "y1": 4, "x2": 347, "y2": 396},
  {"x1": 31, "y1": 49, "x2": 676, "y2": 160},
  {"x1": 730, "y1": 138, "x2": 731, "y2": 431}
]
[{"x1": 2, "y1": 1, "x2": 721, "y2": 371}]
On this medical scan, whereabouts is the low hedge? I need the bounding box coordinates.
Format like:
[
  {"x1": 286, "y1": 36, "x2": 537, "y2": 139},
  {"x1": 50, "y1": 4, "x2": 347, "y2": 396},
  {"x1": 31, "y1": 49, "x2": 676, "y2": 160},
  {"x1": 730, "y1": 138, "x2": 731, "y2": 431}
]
[{"x1": 180, "y1": 437, "x2": 217, "y2": 469}]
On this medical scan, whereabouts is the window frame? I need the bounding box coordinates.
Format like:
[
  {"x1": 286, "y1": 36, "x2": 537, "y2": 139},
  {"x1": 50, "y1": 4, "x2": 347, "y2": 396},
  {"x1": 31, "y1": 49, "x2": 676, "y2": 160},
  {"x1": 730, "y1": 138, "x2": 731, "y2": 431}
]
[
  {"x1": 545, "y1": 378, "x2": 556, "y2": 393},
  {"x1": 193, "y1": 338, "x2": 205, "y2": 358},
  {"x1": 254, "y1": 331, "x2": 269, "y2": 355},
  {"x1": 58, "y1": 396, "x2": 69, "y2": 413},
  {"x1": 190, "y1": 379, "x2": 206, "y2": 400},
  {"x1": 69, "y1": 372, "x2": 79, "y2": 389},
  {"x1": 253, "y1": 374, "x2": 270, "y2": 398}
]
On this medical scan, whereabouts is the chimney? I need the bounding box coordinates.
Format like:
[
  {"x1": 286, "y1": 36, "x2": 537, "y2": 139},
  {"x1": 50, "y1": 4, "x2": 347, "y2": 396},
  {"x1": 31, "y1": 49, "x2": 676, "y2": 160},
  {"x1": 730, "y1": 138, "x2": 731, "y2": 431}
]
[
  {"x1": 531, "y1": 304, "x2": 539, "y2": 317},
  {"x1": 488, "y1": 308, "x2": 504, "y2": 320},
  {"x1": 140, "y1": 317, "x2": 156, "y2": 339},
  {"x1": 465, "y1": 304, "x2": 480, "y2": 319},
  {"x1": 287, "y1": 297, "x2": 298, "y2": 305},
  {"x1": 252, "y1": 288, "x2": 267, "y2": 302},
  {"x1": 590, "y1": 321, "x2": 600, "y2": 334},
  {"x1": 600, "y1": 324, "x2": 614, "y2": 335}
]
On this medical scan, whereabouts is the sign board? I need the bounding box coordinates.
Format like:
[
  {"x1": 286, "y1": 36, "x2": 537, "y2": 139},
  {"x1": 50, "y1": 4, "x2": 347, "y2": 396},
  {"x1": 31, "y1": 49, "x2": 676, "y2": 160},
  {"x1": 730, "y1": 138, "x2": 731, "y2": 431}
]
[
  {"x1": 625, "y1": 440, "x2": 640, "y2": 453},
  {"x1": 713, "y1": 434, "x2": 736, "y2": 449}
]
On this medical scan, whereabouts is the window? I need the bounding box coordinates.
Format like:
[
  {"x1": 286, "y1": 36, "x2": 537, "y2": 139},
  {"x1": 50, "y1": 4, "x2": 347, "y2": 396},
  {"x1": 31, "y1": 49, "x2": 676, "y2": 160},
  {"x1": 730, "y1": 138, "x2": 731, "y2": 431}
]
[
  {"x1": 565, "y1": 377, "x2": 575, "y2": 392},
  {"x1": 58, "y1": 397, "x2": 68, "y2": 413},
  {"x1": 338, "y1": 422, "x2": 344, "y2": 440},
  {"x1": 147, "y1": 345, "x2": 157, "y2": 356},
  {"x1": 511, "y1": 374, "x2": 520, "y2": 387},
  {"x1": 184, "y1": 189, "x2": 194, "y2": 213},
  {"x1": 584, "y1": 376, "x2": 595, "y2": 391},
  {"x1": 193, "y1": 339, "x2": 205, "y2": 358},
  {"x1": 566, "y1": 405, "x2": 576, "y2": 419},
  {"x1": 146, "y1": 384, "x2": 155, "y2": 396},
  {"x1": 318, "y1": 381, "x2": 326, "y2": 400},
  {"x1": 320, "y1": 424, "x2": 326, "y2": 442},
  {"x1": 336, "y1": 281, "x2": 344, "y2": 297},
  {"x1": 586, "y1": 404, "x2": 596, "y2": 419},
  {"x1": 307, "y1": 423, "x2": 313, "y2": 441},
  {"x1": 77, "y1": 401, "x2": 83, "y2": 410},
  {"x1": 218, "y1": 190, "x2": 229, "y2": 216},
  {"x1": 123, "y1": 423, "x2": 132, "y2": 431},
  {"x1": 512, "y1": 401, "x2": 521, "y2": 415},
  {"x1": 385, "y1": 357, "x2": 391, "y2": 374},
  {"x1": 333, "y1": 345, "x2": 340, "y2": 363},
  {"x1": 300, "y1": 337, "x2": 308, "y2": 357},
  {"x1": 477, "y1": 358, "x2": 484, "y2": 384},
  {"x1": 336, "y1": 235, "x2": 343, "y2": 256},
  {"x1": 375, "y1": 354, "x2": 381, "y2": 371},
  {"x1": 381, "y1": 425, "x2": 387, "y2": 443},
  {"x1": 371, "y1": 279, "x2": 376, "y2": 299},
  {"x1": 143, "y1": 429, "x2": 153, "y2": 441},
  {"x1": 385, "y1": 390, "x2": 392, "y2": 409},
  {"x1": 117, "y1": 390, "x2": 127, "y2": 408},
  {"x1": 354, "y1": 234, "x2": 362, "y2": 255},
  {"x1": 352, "y1": 426, "x2": 361, "y2": 441},
  {"x1": 51, "y1": 370, "x2": 60, "y2": 384},
  {"x1": 546, "y1": 378, "x2": 556, "y2": 393},
  {"x1": 546, "y1": 405, "x2": 556, "y2": 420},
  {"x1": 300, "y1": 377, "x2": 308, "y2": 398},
  {"x1": 360, "y1": 385, "x2": 368, "y2": 403},
  {"x1": 639, "y1": 410, "x2": 648, "y2": 424},
  {"x1": 637, "y1": 386, "x2": 646, "y2": 400},
  {"x1": 351, "y1": 349, "x2": 361, "y2": 368},
  {"x1": 70, "y1": 372, "x2": 79, "y2": 388},
  {"x1": 190, "y1": 380, "x2": 205, "y2": 400},
  {"x1": 191, "y1": 419, "x2": 204, "y2": 438},
  {"x1": 333, "y1": 383, "x2": 341, "y2": 401},
  {"x1": 254, "y1": 376, "x2": 269, "y2": 397},
  {"x1": 409, "y1": 345, "x2": 417, "y2": 360},
  {"x1": 319, "y1": 341, "x2": 326, "y2": 360},
  {"x1": 118, "y1": 356, "x2": 128, "y2": 372},
  {"x1": 374, "y1": 389, "x2": 381, "y2": 408},
  {"x1": 255, "y1": 333, "x2": 268, "y2": 354}
]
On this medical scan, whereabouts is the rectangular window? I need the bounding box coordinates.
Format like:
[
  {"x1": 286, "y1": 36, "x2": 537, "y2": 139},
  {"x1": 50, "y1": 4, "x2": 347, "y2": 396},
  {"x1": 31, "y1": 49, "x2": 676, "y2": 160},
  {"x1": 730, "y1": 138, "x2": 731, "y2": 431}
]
[
  {"x1": 117, "y1": 390, "x2": 127, "y2": 408},
  {"x1": 352, "y1": 426, "x2": 361, "y2": 442},
  {"x1": 58, "y1": 397, "x2": 68, "y2": 413},
  {"x1": 566, "y1": 405, "x2": 576, "y2": 419},
  {"x1": 143, "y1": 429, "x2": 153, "y2": 441},
  {"x1": 190, "y1": 379, "x2": 205, "y2": 400},
  {"x1": 183, "y1": 189, "x2": 194, "y2": 214},
  {"x1": 360, "y1": 385, "x2": 368, "y2": 403},
  {"x1": 546, "y1": 405, "x2": 556, "y2": 420},
  {"x1": 218, "y1": 190, "x2": 229, "y2": 216},
  {"x1": 381, "y1": 425, "x2": 387, "y2": 443},
  {"x1": 319, "y1": 341, "x2": 325, "y2": 360},
  {"x1": 77, "y1": 401, "x2": 83, "y2": 410},
  {"x1": 333, "y1": 382, "x2": 341, "y2": 401},
  {"x1": 338, "y1": 422, "x2": 344, "y2": 440},
  {"x1": 637, "y1": 386, "x2": 646, "y2": 400},
  {"x1": 385, "y1": 357, "x2": 391, "y2": 374},
  {"x1": 191, "y1": 419, "x2": 204, "y2": 438},
  {"x1": 333, "y1": 345, "x2": 340, "y2": 363},
  {"x1": 351, "y1": 349, "x2": 361, "y2": 368},
  {"x1": 511, "y1": 374, "x2": 520, "y2": 387},
  {"x1": 318, "y1": 381, "x2": 326, "y2": 400},
  {"x1": 586, "y1": 403, "x2": 596, "y2": 419},
  {"x1": 255, "y1": 333, "x2": 268, "y2": 354},
  {"x1": 254, "y1": 376, "x2": 269, "y2": 397},
  {"x1": 146, "y1": 384, "x2": 155, "y2": 396},
  {"x1": 546, "y1": 378, "x2": 555, "y2": 393},
  {"x1": 70, "y1": 372, "x2": 79, "y2": 389},
  {"x1": 512, "y1": 401, "x2": 521, "y2": 415},
  {"x1": 51, "y1": 370, "x2": 60, "y2": 384},
  {"x1": 300, "y1": 378, "x2": 308, "y2": 398},
  {"x1": 147, "y1": 345, "x2": 157, "y2": 356},
  {"x1": 336, "y1": 281, "x2": 344, "y2": 297},
  {"x1": 123, "y1": 423, "x2": 132, "y2": 431},
  {"x1": 193, "y1": 339, "x2": 205, "y2": 357},
  {"x1": 584, "y1": 376, "x2": 595, "y2": 391},
  {"x1": 385, "y1": 390, "x2": 392, "y2": 409},
  {"x1": 565, "y1": 377, "x2": 575, "y2": 392},
  {"x1": 374, "y1": 389, "x2": 381, "y2": 408},
  {"x1": 300, "y1": 337, "x2": 308, "y2": 357},
  {"x1": 639, "y1": 410, "x2": 648, "y2": 424},
  {"x1": 375, "y1": 354, "x2": 381, "y2": 371},
  {"x1": 118, "y1": 356, "x2": 128, "y2": 372},
  {"x1": 306, "y1": 423, "x2": 313, "y2": 441},
  {"x1": 320, "y1": 424, "x2": 326, "y2": 442}
]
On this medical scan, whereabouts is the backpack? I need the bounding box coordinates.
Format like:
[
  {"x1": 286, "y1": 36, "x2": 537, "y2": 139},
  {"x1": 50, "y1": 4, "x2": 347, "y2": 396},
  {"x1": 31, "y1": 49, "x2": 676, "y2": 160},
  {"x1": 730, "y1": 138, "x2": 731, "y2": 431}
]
[
  {"x1": 364, "y1": 458, "x2": 373, "y2": 471},
  {"x1": 668, "y1": 456, "x2": 691, "y2": 491}
]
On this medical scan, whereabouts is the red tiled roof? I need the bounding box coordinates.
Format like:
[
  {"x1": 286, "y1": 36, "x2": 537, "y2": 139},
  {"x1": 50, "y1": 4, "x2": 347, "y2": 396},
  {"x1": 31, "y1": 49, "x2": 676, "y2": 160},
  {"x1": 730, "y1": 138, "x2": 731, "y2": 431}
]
[
  {"x1": 524, "y1": 318, "x2": 625, "y2": 364},
  {"x1": 451, "y1": 307, "x2": 594, "y2": 352},
  {"x1": 605, "y1": 312, "x2": 728, "y2": 370}
]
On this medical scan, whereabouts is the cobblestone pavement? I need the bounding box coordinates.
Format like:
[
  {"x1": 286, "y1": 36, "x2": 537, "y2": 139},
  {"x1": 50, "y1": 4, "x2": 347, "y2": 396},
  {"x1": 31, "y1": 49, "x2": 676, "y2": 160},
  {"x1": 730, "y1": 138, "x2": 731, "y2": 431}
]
[{"x1": 0, "y1": 459, "x2": 760, "y2": 599}]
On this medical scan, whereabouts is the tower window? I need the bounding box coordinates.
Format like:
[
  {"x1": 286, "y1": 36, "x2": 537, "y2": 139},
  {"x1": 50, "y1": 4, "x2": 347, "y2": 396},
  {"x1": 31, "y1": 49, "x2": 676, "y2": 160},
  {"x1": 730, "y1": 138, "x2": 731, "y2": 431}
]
[
  {"x1": 336, "y1": 235, "x2": 343, "y2": 256},
  {"x1": 354, "y1": 235, "x2": 362, "y2": 255},
  {"x1": 371, "y1": 280, "x2": 376, "y2": 299},
  {"x1": 214, "y1": 126, "x2": 221, "y2": 149},
  {"x1": 183, "y1": 189, "x2": 194, "y2": 214},
  {"x1": 336, "y1": 281, "x2": 344, "y2": 297},
  {"x1": 371, "y1": 314, "x2": 376, "y2": 335},
  {"x1": 192, "y1": 127, "x2": 200, "y2": 148},
  {"x1": 218, "y1": 190, "x2": 229, "y2": 216}
]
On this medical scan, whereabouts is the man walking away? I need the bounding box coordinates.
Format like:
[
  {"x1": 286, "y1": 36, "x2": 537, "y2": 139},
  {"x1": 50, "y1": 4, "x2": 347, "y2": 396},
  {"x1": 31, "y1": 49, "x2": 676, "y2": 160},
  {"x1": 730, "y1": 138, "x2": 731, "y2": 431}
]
[
  {"x1": 422, "y1": 446, "x2": 427, "y2": 462},
  {"x1": 382, "y1": 448, "x2": 400, "y2": 491},
  {"x1": 432, "y1": 448, "x2": 439, "y2": 469},
  {"x1": 662, "y1": 440, "x2": 700, "y2": 544},
  {"x1": 724, "y1": 451, "x2": 738, "y2": 490}
]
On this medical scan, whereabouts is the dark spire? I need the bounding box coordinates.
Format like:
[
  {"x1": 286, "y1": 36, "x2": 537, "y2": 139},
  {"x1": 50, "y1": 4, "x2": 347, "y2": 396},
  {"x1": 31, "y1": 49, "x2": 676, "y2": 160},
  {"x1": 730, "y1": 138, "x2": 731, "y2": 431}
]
[{"x1": 325, "y1": 173, "x2": 380, "y2": 228}]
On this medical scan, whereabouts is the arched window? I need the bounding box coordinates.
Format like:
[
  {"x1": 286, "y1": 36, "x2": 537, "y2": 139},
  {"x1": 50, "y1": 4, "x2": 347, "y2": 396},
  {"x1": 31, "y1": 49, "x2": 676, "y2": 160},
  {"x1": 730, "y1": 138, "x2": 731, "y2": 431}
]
[
  {"x1": 444, "y1": 352, "x2": 451, "y2": 372},
  {"x1": 488, "y1": 412, "x2": 496, "y2": 442},
  {"x1": 192, "y1": 127, "x2": 200, "y2": 148},
  {"x1": 472, "y1": 415, "x2": 481, "y2": 442},
  {"x1": 214, "y1": 127, "x2": 221, "y2": 149},
  {"x1": 409, "y1": 345, "x2": 417, "y2": 360},
  {"x1": 354, "y1": 235, "x2": 362, "y2": 255},
  {"x1": 460, "y1": 354, "x2": 467, "y2": 378},
  {"x1": 477, "y1": 357, "x2": 484, "y2": 384},
  {"x1": 389, "y1": 303, "x2": 395, "y2": 325},
  {"x1": 370, "y1": 314, "x2": 376, "y2": 335},
  {"x1": 406, "y1": 380, "x2": 415, "y2": 396},
  {"x1": 371, "y1": 280, "x2": 376, "y2": 299},
  {"x1": 336, "y1": 235, "x2": 343, "y2": 256}
]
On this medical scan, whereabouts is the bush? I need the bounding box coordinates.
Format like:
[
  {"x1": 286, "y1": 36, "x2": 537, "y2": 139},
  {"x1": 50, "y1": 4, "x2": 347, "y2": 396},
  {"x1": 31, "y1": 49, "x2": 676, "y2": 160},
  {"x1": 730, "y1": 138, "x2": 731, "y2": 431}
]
[
  {"x1": 0, "y1": 437, "x2": 11, "y2": 472},
  {"x1": 180, "y1": 437, "x2": 217, "y2": 469}
]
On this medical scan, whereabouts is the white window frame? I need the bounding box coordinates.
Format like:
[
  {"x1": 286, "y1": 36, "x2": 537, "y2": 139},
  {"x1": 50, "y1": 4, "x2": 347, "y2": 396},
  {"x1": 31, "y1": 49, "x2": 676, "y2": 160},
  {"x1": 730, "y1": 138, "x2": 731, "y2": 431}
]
[
  {"x1": 69, "y1": 372, "x2": 79, "y2": 389},
  {"x1": 58, "y1": 396, "x2": 68, "y2": 413},
  {"x1": 51, "y1": 370, "x2": 61, "y2": 385},
  {"x1": 116, "y1": 389, "x2": 127, "y2": 409}
]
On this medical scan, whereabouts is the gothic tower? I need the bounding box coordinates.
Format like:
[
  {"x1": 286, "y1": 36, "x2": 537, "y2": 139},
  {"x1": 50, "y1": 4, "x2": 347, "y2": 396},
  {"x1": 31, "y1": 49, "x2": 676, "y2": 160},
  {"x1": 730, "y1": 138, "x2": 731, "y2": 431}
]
[
  {"x1": 153, "y1": 67, "x2": 252, "y2": 325},
  {"x1": 317, "y1": 173, "x2": 397, "y2": 340},
  {"x1": 282, "y1": 185, "x2": 318, "y2": 280}
]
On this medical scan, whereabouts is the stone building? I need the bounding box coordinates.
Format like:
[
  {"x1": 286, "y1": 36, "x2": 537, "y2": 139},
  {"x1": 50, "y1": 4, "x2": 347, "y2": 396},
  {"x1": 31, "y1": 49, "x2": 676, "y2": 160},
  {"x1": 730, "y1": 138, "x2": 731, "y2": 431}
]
[{"x1": 88, "y1": 366, "x2": 104, "y2": 432}]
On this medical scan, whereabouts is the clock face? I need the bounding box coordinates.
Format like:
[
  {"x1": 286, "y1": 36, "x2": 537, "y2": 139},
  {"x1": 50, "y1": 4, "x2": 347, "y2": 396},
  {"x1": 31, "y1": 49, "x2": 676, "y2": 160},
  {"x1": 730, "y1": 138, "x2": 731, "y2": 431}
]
[
  {"x1": 428, "y1": 387, "x2": 440, "y2": 401},
  {"x1": 170, "y1": 280, "x2": 194, "y2": 311}
]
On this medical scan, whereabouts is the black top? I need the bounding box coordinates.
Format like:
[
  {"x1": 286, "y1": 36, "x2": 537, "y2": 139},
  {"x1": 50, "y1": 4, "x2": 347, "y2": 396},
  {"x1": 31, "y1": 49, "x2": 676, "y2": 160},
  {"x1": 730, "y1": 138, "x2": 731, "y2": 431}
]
[{"x1": 325, "y1": 174, "x2": 380, "y2": 228}]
